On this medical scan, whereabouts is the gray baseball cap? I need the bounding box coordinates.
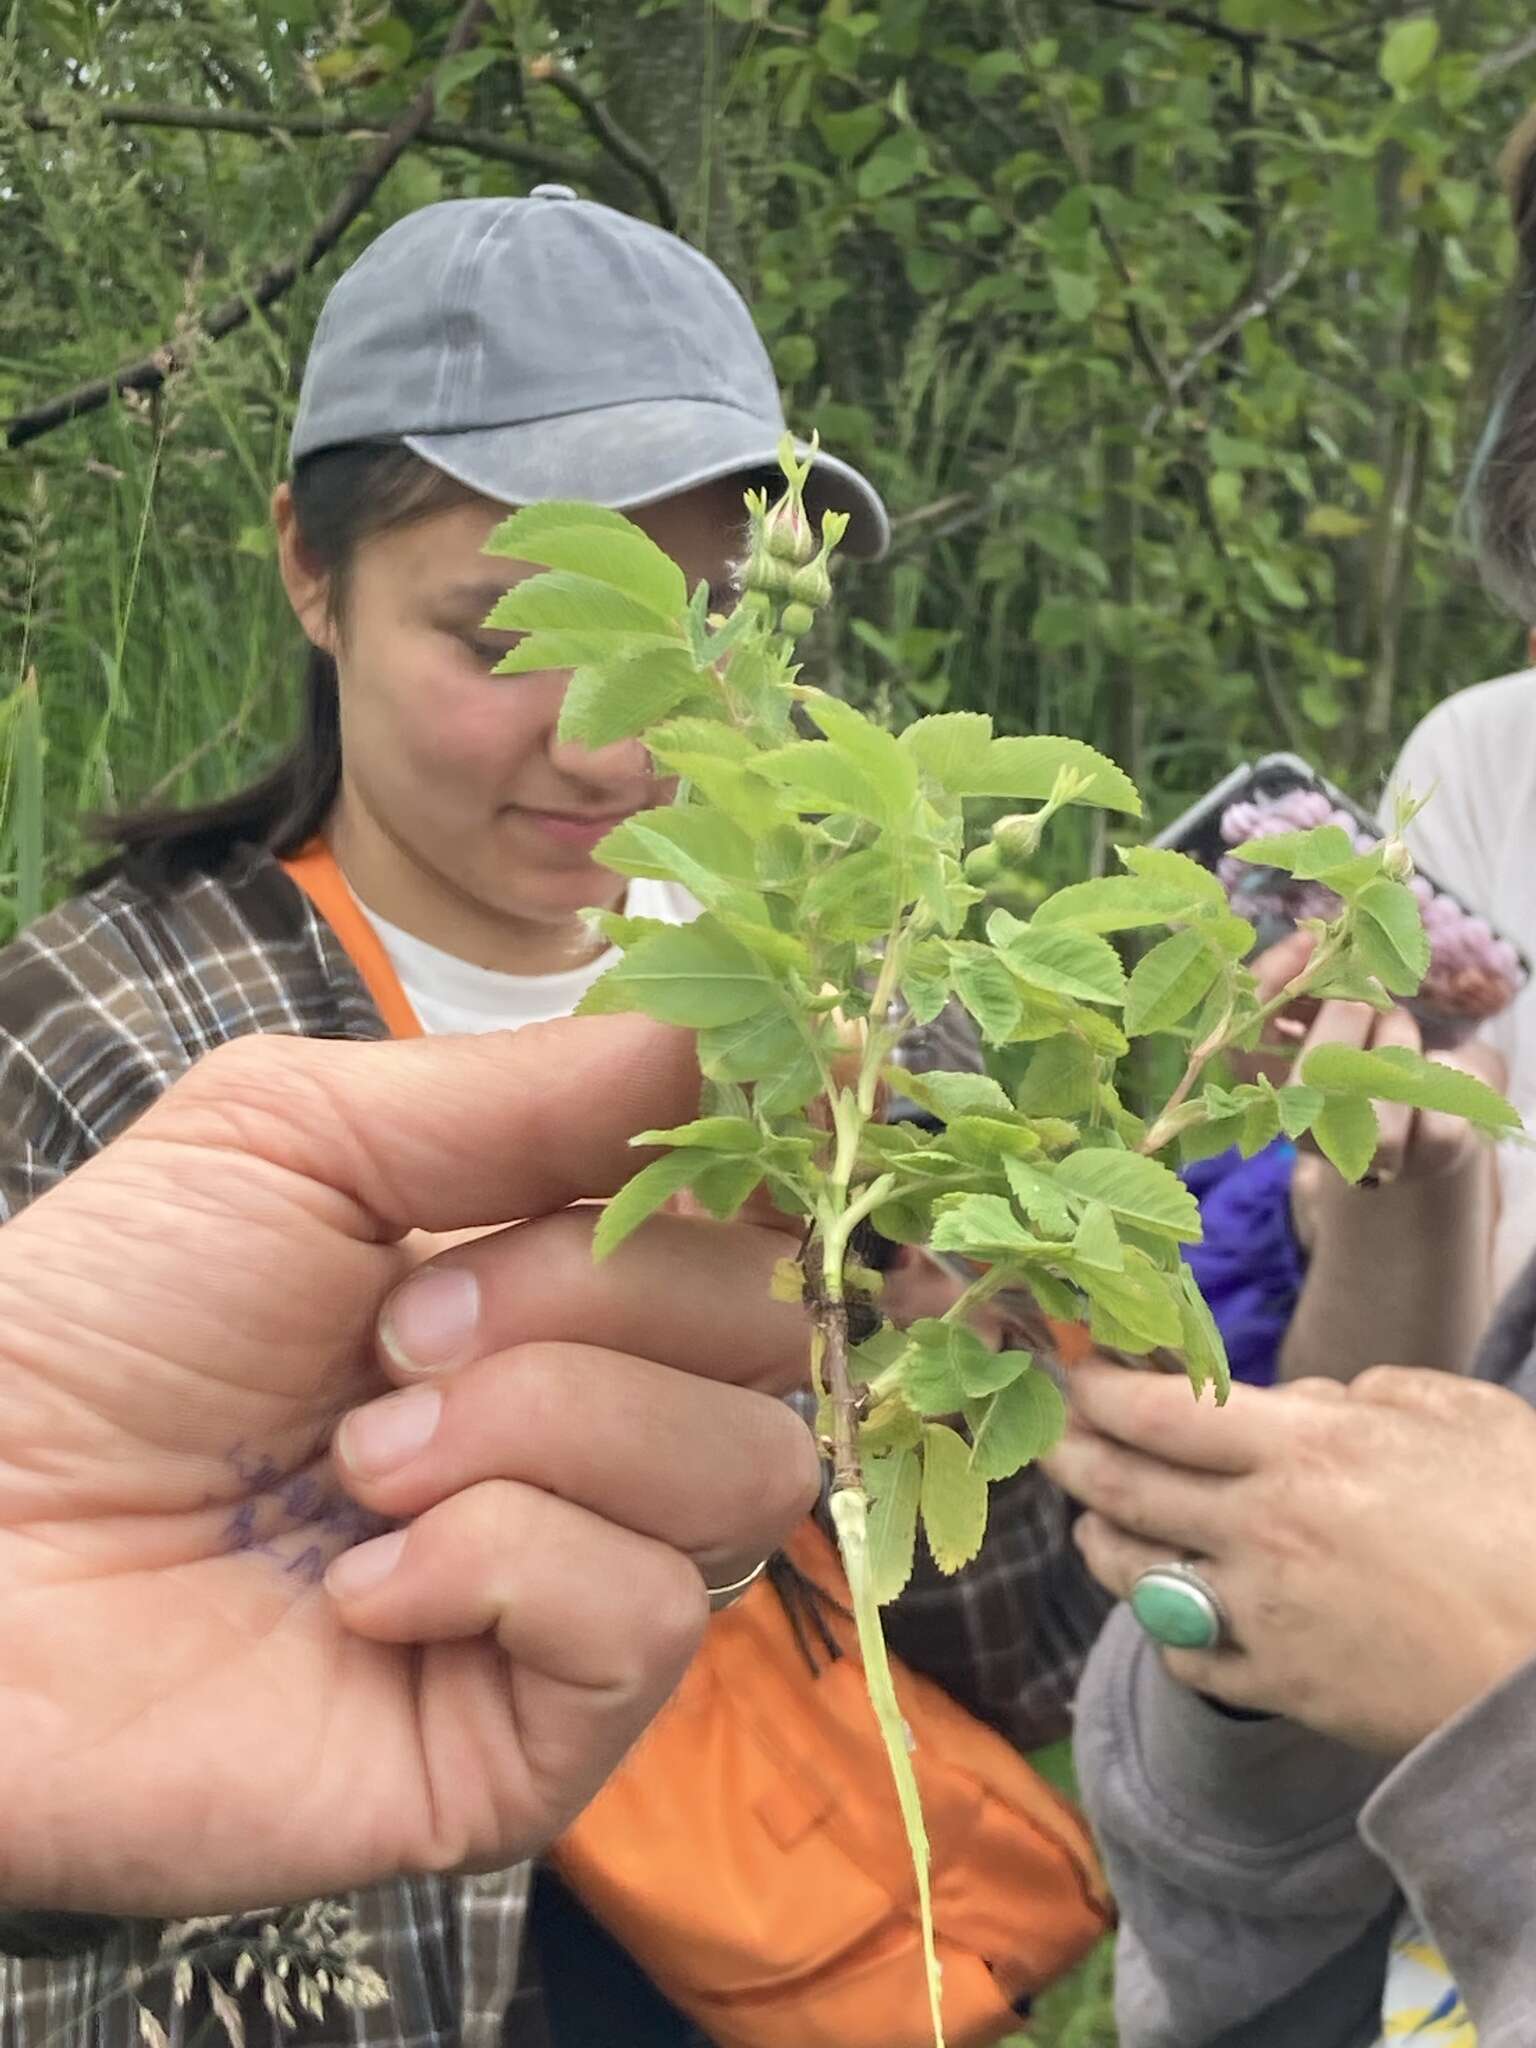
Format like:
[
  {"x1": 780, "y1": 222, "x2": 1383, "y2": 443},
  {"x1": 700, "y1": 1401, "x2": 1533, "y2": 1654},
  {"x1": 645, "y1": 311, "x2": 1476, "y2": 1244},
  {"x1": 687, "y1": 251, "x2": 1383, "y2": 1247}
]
[{"x1": 291, "y1": 189, "x2": 889, "y2": 558}]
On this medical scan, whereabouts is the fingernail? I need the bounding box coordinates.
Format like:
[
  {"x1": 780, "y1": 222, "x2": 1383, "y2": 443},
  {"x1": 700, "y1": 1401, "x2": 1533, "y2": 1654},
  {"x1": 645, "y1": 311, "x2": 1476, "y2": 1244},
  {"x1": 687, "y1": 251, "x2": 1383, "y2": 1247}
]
[
  {"x1": 337, "y1": 1386, "x2": 442, "y2": 1477},
  {"x1": 380, "y1": 1266, "x2": 480, "y2": 1374},
  {"x1": 325, "y1": 1526, "x2": 407, "y2": 1600}
]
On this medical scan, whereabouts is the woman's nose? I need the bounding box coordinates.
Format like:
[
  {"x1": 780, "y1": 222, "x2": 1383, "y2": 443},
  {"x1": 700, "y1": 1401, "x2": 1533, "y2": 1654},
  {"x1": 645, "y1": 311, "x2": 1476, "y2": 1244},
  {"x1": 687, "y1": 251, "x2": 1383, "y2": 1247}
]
[{"x1": 546, "y1": 726, "x2": 651, "y2": 784}]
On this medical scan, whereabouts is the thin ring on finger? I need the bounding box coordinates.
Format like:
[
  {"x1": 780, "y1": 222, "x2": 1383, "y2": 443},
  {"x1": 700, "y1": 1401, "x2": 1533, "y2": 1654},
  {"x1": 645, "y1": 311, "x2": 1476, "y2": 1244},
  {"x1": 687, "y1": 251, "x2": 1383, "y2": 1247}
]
[{"x1": 704, "y1": 1557, "x2": 769, "y2": 1613}]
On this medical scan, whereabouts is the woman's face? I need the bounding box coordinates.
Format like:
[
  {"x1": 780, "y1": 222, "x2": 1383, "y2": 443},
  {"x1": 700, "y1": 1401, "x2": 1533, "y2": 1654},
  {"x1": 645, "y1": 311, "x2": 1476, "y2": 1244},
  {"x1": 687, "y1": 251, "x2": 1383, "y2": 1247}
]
[{"x1": 281, "y1": 478, "x2": 742, "y2": 933}]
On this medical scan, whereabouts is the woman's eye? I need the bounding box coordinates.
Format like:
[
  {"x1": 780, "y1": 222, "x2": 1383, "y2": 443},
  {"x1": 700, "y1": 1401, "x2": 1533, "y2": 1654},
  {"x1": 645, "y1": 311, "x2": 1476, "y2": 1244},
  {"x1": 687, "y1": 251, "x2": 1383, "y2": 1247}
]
[{"x1": 460, "y1": 631, "x2": 523, "y2": 669}]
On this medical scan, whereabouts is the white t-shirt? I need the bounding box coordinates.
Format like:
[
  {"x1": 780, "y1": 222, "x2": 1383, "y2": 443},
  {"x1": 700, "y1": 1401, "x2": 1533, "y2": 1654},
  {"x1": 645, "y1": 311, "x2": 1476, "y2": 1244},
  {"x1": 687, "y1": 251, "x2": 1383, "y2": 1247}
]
[
  {"x1": 1386, "y1": 665, "x2": 1536, "y2": 1295},
  {"x1": 357, "y1": 878, "x2": 698, "y2": 1037}
]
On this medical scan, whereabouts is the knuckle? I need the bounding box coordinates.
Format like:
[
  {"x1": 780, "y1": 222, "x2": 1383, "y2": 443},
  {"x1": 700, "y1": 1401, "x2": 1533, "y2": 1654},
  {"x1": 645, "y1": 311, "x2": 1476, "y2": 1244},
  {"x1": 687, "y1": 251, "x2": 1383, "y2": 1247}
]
[
  {"x1": 452, "y1": 1478, "x2": 532, "y2": 1574},
  {"x1": 758, "y1": 1402, "x2": 822, "y2": 1527},
  {"x1": 633, "y1": 1549, "x2": 708, "y2": 1673},
  {"x1": 157, "y1": 1036, "x2": 345, "y2": 1174}
]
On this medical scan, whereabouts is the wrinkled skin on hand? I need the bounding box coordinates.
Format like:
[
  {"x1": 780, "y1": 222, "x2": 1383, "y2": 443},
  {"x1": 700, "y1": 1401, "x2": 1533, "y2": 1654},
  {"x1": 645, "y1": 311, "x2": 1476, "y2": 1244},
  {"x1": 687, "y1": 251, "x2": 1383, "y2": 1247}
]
[
  {"x1": 1048, "y1": 1360, "x2": 1536, "y2": 1755},
  {"x1": 0, "y1": 1020, "x2": 819, "y2": 1916}
]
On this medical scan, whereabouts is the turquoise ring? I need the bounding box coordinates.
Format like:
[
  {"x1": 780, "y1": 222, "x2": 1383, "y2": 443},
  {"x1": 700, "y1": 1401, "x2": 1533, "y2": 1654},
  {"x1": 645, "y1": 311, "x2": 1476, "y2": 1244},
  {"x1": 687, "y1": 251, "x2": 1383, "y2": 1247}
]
[{"x1": 1130, "y1": 1563, "x2": 1233, "y2": 1651}]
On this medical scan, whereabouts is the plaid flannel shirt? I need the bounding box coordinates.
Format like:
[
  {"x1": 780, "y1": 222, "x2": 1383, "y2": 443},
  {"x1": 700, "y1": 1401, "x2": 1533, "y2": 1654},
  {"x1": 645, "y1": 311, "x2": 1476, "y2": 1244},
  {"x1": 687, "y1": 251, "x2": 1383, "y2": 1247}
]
[{"x1": 0, "y1": 845, "x2": 1109, "y2": 2048}]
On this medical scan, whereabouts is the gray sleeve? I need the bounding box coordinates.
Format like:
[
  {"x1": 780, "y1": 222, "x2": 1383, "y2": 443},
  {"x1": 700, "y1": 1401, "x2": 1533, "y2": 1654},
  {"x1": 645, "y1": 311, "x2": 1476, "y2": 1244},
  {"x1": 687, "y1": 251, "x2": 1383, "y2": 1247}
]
[
  {"x1": 1074, "y1": 1605, "x2": 1396, "y2": 2048},
  {"x1": 1362, "y1": 1654, "x2": 1536, "y2": 2045}
]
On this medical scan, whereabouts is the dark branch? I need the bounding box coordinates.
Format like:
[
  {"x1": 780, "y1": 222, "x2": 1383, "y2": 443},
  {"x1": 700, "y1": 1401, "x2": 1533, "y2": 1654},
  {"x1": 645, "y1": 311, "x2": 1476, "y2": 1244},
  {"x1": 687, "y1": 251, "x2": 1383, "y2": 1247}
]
[
  {"x1": 6, "y1": 0, "x2": 494, "y2": 450},
  {"x1": 16, "y1": 99, "x2": 593, "y2": 183},
  {"x1": 527, "y1": 55, "x2": 678, "y2": 232},
  {"x1": 1089, "y1": 0, "x2": 1364, "y2": 71}
]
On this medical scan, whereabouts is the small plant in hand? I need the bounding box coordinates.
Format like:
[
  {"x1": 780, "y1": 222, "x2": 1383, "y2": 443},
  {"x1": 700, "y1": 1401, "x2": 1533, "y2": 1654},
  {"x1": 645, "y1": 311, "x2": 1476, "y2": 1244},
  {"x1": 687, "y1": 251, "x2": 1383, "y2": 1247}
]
[
  {"x1": 477, "y1": 444, "x2": 1518, "y2": 2046},
  {"x1": 1216, "y1": 786, "x2": 1528, "y2": 1046}
]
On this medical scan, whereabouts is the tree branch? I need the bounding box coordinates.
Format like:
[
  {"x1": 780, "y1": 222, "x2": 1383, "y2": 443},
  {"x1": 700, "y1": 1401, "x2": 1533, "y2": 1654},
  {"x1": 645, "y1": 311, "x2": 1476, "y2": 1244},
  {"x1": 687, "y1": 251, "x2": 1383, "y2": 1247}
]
[
  {"x1": 5, "y1": 0, "x2": 493, "y2": 451},
  {"x1": 526, "y1": 55, "x2": 678, "y2": 232},
  {"x1": 1089, "y1": 0, "x2": 1364, "y2": 71},
  {"x1": 1477, "y1": 27, "x2": 1536, "y2": 81},
  {"x1": 16, "y1": 99, "x2": 594, "y2": 185},
  {"x1": 1141, "y1": 245, "x2": 1313, "y2": 437}
]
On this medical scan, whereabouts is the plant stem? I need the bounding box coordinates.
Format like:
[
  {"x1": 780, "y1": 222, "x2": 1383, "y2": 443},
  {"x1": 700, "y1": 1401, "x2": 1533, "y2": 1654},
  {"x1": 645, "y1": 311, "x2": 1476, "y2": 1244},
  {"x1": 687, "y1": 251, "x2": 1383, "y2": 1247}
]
[{"x1": 1139, "y1": 932, "x2": 1345, "y2": 1154}]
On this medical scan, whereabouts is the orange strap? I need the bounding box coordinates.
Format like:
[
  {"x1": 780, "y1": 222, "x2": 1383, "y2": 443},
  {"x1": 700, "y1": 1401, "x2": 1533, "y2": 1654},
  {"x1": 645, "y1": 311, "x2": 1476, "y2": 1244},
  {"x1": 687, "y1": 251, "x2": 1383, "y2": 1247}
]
[{"x1": 280, "y1": 840, "x2": 424, "y2": 1040}]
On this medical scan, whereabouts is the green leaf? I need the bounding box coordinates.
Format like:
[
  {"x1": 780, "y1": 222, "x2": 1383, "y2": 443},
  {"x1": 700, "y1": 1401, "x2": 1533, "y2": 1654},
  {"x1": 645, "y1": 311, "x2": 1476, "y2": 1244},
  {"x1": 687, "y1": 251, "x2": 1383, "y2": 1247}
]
[
  {"x1": 1054, "y1": 1149, "x2": 1203, "y2": 1241},
  {"x1": 1050, "y1": 268, "x2": 1098, "y2": 322},
  {"x1": 1275, "y1": 1084, "x2": 1325, "y2": 1139},
  {"x1": 901, "y1": 939, "x2": 953, "y2": 1025},
  {"x1": 484, "y1": 500, "x2": 639, "y2": 552},
  {"x1": 691, "y1": 1153, "x2": 765, "y2": 1220},
  {"x1": 433, "y1": 44, "x2": 500, "y2": 104},
  {"x1": 578, "y1": 919, "x2": 781, "y2": 1028},
  {"x1": 1015, "y1": 1035, "x2": 1098, "y2": 1115},
  {"x1": 482, "y1": 509, "x2": 686, "y2": 618},
  {"x1": 942, "y1": 1114, "x2": 1042, "y2": 1164},
  {"x1": 559, "y1": 644, "x2": 703, "y2": 748},
  {"x1": 630, "y1": 1115, "x2": 761, "y2": 1152},
  {"x1": 1300, "y1": 1044, "x2": 1521, "y2": 1135},
  {"x1": 929, "y1": 1193, "x2": 1033, "y2": 1260},
  {"x1": 1311, "y1": 1093, "x2": 1380, "y2": 1183},
  {"x1": 595, "y1": 806, "x2": 757, "y2": 891},
  {"x1": 920, "y1": 1422, "x2": 988, "y2": 1572},
  {"x1": 1071, "y1": 1200, "x2": 1123, "y2": 1272},
  {"x1": 1034, "y1": 874, "x2": 1213, "y2": 935},
  {"x1": 900, "y1": 711, "x2": 994, "y2": 791},
  {"x1": 948, "y1": 943, "x2": 1024, "y2": 1042},
  {"x1": 1380, "y1": 14, "x2": 1439, "y2": 91},
  {"x1": 1124, "y1": 930, "x2": 1222, "y2": 1036},
  {"x1": 801, "y1": 691, "x2": 919, "y2": 815},
  {"x1": 592, "y1": 1150, "x2": 710, "y2": 1259},
  {"x1": 895, "y1": 1069, "x2": 1019, "y2": 1123},
  {"x1": 1003, "y1": 1156, "x2": 1075, "y2": 1236},
  {"x1": 967, "y1": 1368, "x2": 1067, "y2": 1480},
  {"x1": 1117, "y1": 843, "x2": 1229, "y2": 909},
  {"x1": 1354, "y1": 879, "x2": 1430, "y2": 994},
  {"x1": 753, "y1": 739, "x2": 887, "y2": 822},
  {"x1": 871, "y1": 1188, "x2": 937, "y2": 1246},
  {"x1": 865, "y1": 1447, "x2": 922, "y2": 1603},
  {"x1": 989, "y1": 914, "x2": 1127, "y2": 1005},
  {"x1": 1084, "y1": 1252, "x2": 1184, "y2": 1352},
  {"x1": 493, "y1": 627, "x2": 683, "y2": 675},
  {"x1": 950, "y1": 735, "x2": 1141, "y2": 814},
  {"x1": 1176, "y1": 1268, "x2": 1230, "y2": 1402},
  {"x1": 897, "y1": 1319, "x2": 1015, "y2": 1414},
  {"x1": 487, "y1": 568, "x2": 677, "y2": 638},
  {"x1": 801, "y1": 844, "x2": 905, "y2": 938},
  {"x1": 1231, "y1": 825, "x2": 1355, "y2": 878},
  {"x1": 698, "y1": 1008, "x2": 816, "y2": 1084}
]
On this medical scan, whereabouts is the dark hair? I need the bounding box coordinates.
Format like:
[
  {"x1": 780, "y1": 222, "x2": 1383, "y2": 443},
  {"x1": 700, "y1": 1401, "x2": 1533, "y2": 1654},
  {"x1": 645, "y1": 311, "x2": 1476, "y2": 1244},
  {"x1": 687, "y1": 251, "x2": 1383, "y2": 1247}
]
[
  {"x1": 1467, "y1": 109, "x2": 1536, "y2": 621},
  {"x1": 86, "y1": 442, "x2": 481, "y2": 891}
]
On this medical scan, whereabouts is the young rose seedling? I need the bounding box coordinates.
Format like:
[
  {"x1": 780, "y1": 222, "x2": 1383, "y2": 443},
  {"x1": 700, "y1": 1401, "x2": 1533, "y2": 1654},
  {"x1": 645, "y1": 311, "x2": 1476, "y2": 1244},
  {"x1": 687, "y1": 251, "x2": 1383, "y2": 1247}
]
[{"x1": 481, "y1": 445, "x2": 1518, "y2": 2047}]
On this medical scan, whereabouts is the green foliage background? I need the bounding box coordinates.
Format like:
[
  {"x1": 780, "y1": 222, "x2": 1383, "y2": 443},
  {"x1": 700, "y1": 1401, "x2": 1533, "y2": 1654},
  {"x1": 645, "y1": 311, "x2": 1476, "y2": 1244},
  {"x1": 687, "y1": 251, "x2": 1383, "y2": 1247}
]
[{"x1": 3, "y1": 0, "x2": 1535, "y2": 947}]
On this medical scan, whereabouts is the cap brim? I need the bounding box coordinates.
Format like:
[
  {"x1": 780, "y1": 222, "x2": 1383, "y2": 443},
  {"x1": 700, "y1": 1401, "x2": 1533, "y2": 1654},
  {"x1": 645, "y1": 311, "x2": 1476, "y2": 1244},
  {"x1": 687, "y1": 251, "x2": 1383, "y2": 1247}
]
[{"x1": 404, "y1": 396, "x2": 889, "y2": 560}]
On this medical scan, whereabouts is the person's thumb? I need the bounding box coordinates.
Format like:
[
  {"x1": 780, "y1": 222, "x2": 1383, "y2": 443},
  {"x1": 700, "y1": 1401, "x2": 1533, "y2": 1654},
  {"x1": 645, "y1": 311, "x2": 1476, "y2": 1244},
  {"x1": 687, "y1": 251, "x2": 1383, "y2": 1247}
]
[{"x1": 130, "y1": 1015, "x2": 703, "y2": 1236}]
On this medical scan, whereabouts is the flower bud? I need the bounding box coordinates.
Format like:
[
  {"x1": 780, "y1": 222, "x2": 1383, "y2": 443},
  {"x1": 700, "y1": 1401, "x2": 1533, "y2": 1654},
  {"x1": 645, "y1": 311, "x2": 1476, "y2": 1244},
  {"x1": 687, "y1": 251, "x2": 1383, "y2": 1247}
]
[
  {"x1": 788, "y1": 555, "x2": 834, "y2": 609},
  {"x1": 1381, "y1": 836, "x2": 1415, "y2": 883},
  {"x1": 761, "y1": 488, "x2": 816, "y2": 566},
  {"x1": 780, "y1": 601, "x2": 817, "y2": 638},
  {"x1": 991, "y1": 812, "x2": 1045, "y2": 865},
  {"x1": 740, "y1": 547, "x2": 798, "y2": 600}
]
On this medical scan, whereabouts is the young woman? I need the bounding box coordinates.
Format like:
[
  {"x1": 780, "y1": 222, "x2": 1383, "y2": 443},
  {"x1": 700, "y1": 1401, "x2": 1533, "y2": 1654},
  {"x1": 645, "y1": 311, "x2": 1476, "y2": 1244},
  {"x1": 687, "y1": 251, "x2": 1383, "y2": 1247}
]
[{"x1": 0, "y1": 191, "x2": 1106, "y2": 2047}]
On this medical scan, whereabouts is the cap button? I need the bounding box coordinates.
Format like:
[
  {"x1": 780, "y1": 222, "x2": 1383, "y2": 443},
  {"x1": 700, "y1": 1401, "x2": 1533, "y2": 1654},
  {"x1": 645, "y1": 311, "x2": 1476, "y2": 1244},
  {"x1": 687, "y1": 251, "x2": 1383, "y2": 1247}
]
[{"x1": 530, "y1": 183, "x2": 578, "y2": 201}]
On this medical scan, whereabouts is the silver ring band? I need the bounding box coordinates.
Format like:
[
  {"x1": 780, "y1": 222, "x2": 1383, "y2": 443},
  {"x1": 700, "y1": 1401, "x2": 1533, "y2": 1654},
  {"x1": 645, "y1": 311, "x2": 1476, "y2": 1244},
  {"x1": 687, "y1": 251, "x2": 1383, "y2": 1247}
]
[
  {"x1": 705, "y1": 1558, "x2": 768, "y2": 1614},
  {"x1": 1130, "y1": 1561, "x2": 1234, "y2": 1652}
]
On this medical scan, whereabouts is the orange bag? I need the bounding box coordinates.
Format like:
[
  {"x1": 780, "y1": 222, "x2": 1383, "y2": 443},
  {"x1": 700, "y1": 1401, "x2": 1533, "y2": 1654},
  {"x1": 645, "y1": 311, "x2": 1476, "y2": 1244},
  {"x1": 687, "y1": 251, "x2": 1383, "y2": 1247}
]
[
  {"x1": 554, "y1": 1519, "x2": 1111, "y2": 2048},
  {"x1": 283, "y1": 842, "x2": 1112, "y2": 2048}
]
